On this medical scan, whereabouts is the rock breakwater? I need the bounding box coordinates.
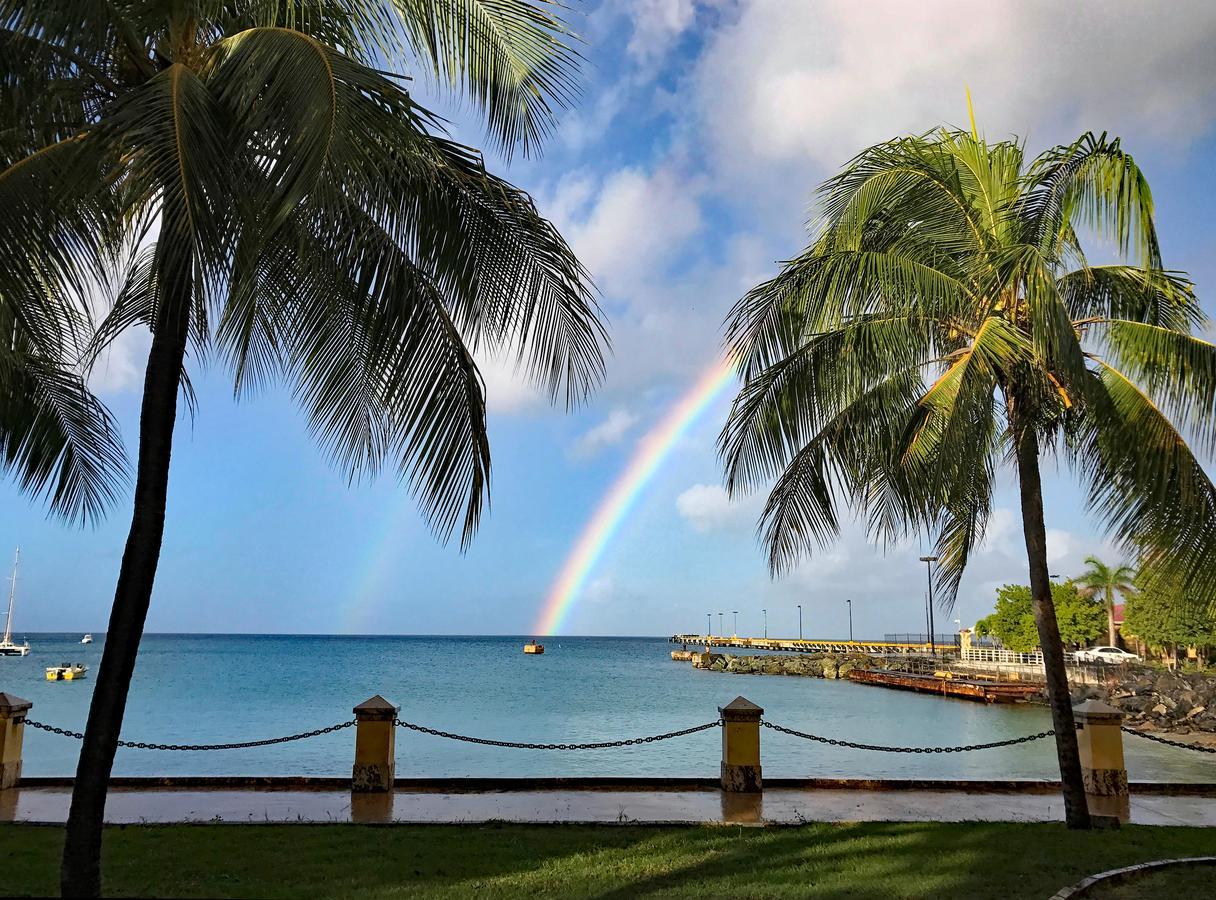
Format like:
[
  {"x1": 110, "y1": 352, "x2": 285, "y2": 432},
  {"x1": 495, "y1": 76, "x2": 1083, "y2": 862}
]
[
  {"x1": 1073, "y1": 669, "x2": 1216, "y2": 735},
  {"x1": 692, "y1": 652, "x2": 884, "y2": 679}
]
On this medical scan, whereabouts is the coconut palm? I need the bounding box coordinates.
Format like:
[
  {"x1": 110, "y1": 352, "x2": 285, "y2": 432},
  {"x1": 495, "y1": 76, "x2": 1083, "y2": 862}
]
[
  {"x1": 1075, "y1": 556, "x2": 1136, "y2": 646},
  {"x1": 720, "y1": 125, "x2": 1216, "y2": 830},
  {"x1": 3, "y1": 2, "x2": 606, "y2": 894}
]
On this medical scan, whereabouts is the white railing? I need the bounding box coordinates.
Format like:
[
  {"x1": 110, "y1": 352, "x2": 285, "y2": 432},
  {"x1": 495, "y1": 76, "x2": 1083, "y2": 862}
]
[{"x1": 960, "y1": 647, "x2": 1078, "y2": 666}]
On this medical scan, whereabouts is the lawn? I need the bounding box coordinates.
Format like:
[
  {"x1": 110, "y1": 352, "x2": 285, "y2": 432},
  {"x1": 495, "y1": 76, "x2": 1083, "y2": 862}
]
[{"x1": 2, "y1": 823, "x2": 1214, "y2": 898}]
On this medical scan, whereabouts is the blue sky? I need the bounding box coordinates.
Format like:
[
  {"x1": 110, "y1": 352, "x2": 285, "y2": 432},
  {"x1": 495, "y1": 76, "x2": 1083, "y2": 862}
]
[{"x1": 4, "y1": 0, "x2": 1216, "y2": 637}]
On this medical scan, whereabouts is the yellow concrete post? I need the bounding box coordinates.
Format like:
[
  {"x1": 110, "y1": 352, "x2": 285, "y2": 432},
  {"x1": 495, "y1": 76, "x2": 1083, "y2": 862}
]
[
  {"x1": 0, "y1": 693, "x2": 33, "y2": 790},
  {"x1": 352, "y1": 695, "x2": 398, "y2": 793},
  {"x1": 1074, "y1": 699, "x2": 1129, "y2": 822},
  {"x1": 719, "y1": 696, "x2": 763, "y2": 792}
]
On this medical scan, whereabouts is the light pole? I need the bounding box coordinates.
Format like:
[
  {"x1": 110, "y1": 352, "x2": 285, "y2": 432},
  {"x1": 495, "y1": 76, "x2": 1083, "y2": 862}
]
[
  {"x1": 707, "y1": 613, "x2": 712, "y2": 637},
  {"x1": 797, "y1": 604, "x2": 803, "y2": 640},
  {"x1": 718, "y1": 611, "x2": 724, "y2": 636},
  {"x1": 846, "y1": 597, "x2": 853, "y2": 642},
  {"x1": 732, "y1": 610, "x2": 738, "y2": 635},
  {"x1": 762, "y1": 608, "x2": 767, "y2": 638},
  {"x1": 919, "y1": 555, "x2": 939, "y2": 654}
]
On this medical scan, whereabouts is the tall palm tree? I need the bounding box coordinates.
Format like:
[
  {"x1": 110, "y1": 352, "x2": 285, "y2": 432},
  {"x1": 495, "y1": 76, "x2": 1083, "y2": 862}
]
[
  {"x1": 3, "y1": 2, "x2": 606, "y2": 894},
  {"x1": 720, "y1": 125, "x2": 1216, "y2": 830},
  {"x1": 1076, "y1": 556, "x2": 1136, "y2": 646}
]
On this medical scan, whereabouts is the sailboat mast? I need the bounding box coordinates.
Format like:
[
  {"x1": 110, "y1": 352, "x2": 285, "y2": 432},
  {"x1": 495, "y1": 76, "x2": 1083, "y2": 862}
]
[{"x1": 3, "y1": 548, "x2": 17, "y2": 645}]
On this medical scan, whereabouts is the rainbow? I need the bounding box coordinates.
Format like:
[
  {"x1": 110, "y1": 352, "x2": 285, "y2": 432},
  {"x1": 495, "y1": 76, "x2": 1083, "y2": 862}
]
[{"x1": 532, "y1": 357, "x2": 738, "y2": 635}]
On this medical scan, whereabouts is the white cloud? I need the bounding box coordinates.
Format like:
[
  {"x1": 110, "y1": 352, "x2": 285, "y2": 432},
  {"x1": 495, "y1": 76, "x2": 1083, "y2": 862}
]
[
  {"x1": 623, "y1": 0, "x2": 698, "y2": 64},
  {"x1": 690, "y1": 0, "x2": 1216, "y2": 207},
  {"x1": 475, "y1": 351, "x2": 547, "y2": 415},
  {"x1": 87, "y1": 327, "x2": 149, "y2": 395},
  {"x1": 542, "y1": 165, "x2": 705, "y2": 296},
  {"x1": 573, "y1": 407, "x2": 639, "y2": 457},
  {"x1": 676, "y1": 483, "x2": 761, "y2": 532}
]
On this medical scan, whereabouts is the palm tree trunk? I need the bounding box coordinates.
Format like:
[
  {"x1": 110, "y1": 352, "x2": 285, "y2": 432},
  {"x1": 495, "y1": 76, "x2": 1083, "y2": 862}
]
[
  {"x1": 60, "y1": 244, "x2": 191, "y2": 897},
  {"x1": 1106, "y1": 588, "x2": 1117, "y2": 647},
  {"x1": 1013, "y1": 426, "x2": 1091, "y2": 829}
]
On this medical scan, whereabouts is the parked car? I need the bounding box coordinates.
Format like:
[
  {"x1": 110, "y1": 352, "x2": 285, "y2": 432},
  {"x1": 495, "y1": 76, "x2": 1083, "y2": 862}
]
[{"x1": 1074, "y1": 646, "x2": 1141, "y2": 664}]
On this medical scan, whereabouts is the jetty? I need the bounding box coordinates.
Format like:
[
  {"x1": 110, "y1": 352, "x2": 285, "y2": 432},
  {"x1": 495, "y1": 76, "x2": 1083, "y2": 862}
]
[
  {"x1": 846, "y1": 668, "x2": 1041, "y2": 703},
  {"x1": 669, "y1": 634, "x2": 951, "y2": 657}
]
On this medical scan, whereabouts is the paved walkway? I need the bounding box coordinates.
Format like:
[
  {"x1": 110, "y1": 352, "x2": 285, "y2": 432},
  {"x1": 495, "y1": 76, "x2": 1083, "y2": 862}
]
[{"x1": 3, "y1": 786, "x2": 1215, "y2": 826}]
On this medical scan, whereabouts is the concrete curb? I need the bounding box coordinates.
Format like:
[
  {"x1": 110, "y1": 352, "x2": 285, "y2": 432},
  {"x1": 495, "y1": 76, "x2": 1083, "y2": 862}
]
[
  {"x1": 1048, "y1": 856, "x2": 1216, "y2": 899},
  {"x1": 15, "y1": 775, "x2": 1216, "y2": 795}
]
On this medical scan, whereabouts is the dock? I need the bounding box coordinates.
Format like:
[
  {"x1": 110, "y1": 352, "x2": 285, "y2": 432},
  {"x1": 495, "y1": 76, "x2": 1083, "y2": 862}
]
[
  {"x1": 845, "y1": 668, "x2": 1042, "y2": 703},
  {"x1": 669, "y1": 634, "x2": 952, "y2": 657}
]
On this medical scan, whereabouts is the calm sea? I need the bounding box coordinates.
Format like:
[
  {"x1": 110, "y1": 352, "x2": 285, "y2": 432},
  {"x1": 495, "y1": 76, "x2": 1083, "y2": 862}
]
[{"x1": 8, "y1": 634, "x2": 1212, "y2": 782}]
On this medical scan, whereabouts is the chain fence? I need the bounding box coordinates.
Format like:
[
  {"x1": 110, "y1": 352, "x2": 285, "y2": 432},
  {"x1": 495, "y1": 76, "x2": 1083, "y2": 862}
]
[
  {"x1": 22, "y1": 715, "x2": 1216, "y2": 757},
  {"x1": 26, "y1": 718, "x2": 354, "y2": 751},
  {"x1": 1122, "y1": 726, "x2": 1216, "y2": 755},
  {"x1": 394, "y1": 717, "x2": 721, "y2": 750},
  {"x1": 761, "y1": 719, "x2": 1056, "y2": 753}
]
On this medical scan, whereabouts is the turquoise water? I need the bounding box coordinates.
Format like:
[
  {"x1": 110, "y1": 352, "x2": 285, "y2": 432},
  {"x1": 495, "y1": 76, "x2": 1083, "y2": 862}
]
[{"x1": 7, "y1": 634, "x2": 1213, "y2": 781}]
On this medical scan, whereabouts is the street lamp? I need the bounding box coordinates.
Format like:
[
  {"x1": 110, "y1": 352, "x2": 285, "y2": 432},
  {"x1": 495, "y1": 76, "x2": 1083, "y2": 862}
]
[
  {"x1": 732, "y1": 610, "x2": 738, "y2": 635},
  {"x1": 762, "y1": 608, "x2": 767, "y2": 638},
  {"x1": 919, "y1": 556, "x2": 939, "y2": 654},
  {"x1": 797, "y1": 604, "x2": 803, "y2": 640},
  {"x1": 718, "y1": 611, "x2": 724, "y2": 636},
  {"x1": 707, "y1": 613, "x2": 712, "y2": 637},
  {"x1": 846, "y1": 597, "x2": 853, "y2": 642}
]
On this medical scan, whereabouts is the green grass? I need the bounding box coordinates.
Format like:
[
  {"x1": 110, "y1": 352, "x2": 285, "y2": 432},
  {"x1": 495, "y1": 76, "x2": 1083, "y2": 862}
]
[{"x1": 2, "y1": 823, "x2": 1214, "y2": 898}]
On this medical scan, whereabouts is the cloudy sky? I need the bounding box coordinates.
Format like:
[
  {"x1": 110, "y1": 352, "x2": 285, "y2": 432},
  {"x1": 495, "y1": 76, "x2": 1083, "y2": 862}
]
[{"x1": 5, "y1": 0, "x2": 1216, "y2": 637}]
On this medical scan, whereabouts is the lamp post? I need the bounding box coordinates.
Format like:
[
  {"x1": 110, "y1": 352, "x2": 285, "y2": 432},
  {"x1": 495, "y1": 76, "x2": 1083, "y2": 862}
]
[
  {"x1": 797, "y1": 604, "x2": 803, "y2": 640},
  {"x1": 707, "y1": 613, "x2": 712, "y2": 637},
  {"x1": 762, "y1": 608, "x2": 767, "y2": 638},
  {"x1": 718, "y1": 612, "x2": 724, "y2": 636},
  {"x1": 732, "y1": 610, "x2": 738, "y2": 636},
  {"x1": 846, "y1": 597, "x2": 853, "y2": 642},
  {"x1": 919, "y1": 555, "x2": 939, "y2": 654}
]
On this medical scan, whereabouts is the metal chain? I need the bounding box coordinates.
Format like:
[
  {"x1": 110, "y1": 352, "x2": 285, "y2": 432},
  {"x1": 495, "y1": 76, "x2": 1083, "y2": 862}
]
[
  {"x1": 25, "y1": 718, "x2": 355, "y2": 750},
  {"x1": 1122, "y1": 726, "x2": 1216, "y2": 754},
  {"x1": 761, "y1": 719, "x2": 1055, "y2": 753},
  {"x1": 395, "y1": 717, "x2": 721, "y2": 750}
]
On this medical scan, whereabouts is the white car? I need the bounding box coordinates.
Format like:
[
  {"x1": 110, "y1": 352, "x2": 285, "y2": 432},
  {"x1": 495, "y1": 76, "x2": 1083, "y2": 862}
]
[{"x1": 1074, "y1": 646, "x2": 1141, "y2": 664}]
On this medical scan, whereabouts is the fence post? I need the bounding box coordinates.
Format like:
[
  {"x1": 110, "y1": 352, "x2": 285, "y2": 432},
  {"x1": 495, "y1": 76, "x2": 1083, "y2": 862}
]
[
  {"x1": 719, "y1": 696, "x2": 763, "y2": 792},
  {"x1": 352, "y1": 695, "x2": 398, "y2": 793},
  {"x1": 1073, "y1": 699, "x2": 1129, "y2": 823},
  {"x1": 0, "y1": 693, "x2": 32, "y2": 790}
]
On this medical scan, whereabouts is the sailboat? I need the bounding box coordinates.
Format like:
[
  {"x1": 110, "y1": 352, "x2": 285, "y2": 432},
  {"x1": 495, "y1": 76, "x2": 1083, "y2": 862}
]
[{"x1": 0, "y1": 548, "x2": 30, "y2": 657}]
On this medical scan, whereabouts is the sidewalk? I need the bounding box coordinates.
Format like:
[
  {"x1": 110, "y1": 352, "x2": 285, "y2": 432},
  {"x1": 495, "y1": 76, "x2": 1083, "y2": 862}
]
[{"x1": 4, "y1": 784, "x2": 1215, "y2": 826}]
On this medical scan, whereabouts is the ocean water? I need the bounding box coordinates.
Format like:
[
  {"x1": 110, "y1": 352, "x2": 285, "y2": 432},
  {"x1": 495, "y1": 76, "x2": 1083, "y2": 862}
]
[{"x1": 7, "y1": 634, "x2": 1213, "y2": 782}]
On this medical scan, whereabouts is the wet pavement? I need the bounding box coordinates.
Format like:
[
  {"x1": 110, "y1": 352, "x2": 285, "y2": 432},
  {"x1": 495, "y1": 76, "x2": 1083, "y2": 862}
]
[{"x1": 3, "y1": 785, "x2": 1215, "y2": 826}]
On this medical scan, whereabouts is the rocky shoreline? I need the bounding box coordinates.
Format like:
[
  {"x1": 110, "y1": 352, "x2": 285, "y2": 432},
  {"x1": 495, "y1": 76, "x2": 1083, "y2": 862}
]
[
  {"x1": 691, "y1": 651, "x2": 887, "y2": 679},
  {"x1": 1072, "y1": 669, "x2": 1216, "y2": 737},
  {"x1": 689, "y1": 651, "x2": 1216, "y2": 737}
]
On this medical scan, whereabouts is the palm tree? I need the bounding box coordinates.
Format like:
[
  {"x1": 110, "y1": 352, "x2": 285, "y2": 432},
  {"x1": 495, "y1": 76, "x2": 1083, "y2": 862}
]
[
  {"x1": 3, "y1": 2, "x2": 607, "y2": 894},
  {"x1": 720, "y1": 125, "x2": 1216, "y2": 830},
  {"x1": 1076, "y1": 556, "x2": 1136, "y2": 646}
]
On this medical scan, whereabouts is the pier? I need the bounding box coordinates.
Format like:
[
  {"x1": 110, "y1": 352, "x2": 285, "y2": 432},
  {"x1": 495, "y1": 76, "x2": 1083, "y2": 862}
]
[
  {"x1": 845, "y1": 669, "x2": 1043, "y2": 703},
  {"x1": 669, "y1": 634, "x2": 954, "y2": 656}
]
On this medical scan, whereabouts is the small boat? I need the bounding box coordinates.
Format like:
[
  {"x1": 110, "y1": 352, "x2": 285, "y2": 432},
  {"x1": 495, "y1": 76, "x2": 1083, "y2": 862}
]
[
  {"x1": 0, "y1": 548, "x2": 30, "y2": 658},
  {"x1": 523, "y1": 641, "x2": 545, "y2": 655},
  {"x1": 81, "y1": 634, "x2": 93, "y2": 644},
  {"x1": 46, "y1": 663, "x2": 88, "y2": 681}
]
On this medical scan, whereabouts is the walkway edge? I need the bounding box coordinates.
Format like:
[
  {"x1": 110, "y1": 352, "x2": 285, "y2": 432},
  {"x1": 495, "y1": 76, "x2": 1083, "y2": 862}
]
[{"x1": 1048, "y1": 856, "x2": 1216, "y2": 899}]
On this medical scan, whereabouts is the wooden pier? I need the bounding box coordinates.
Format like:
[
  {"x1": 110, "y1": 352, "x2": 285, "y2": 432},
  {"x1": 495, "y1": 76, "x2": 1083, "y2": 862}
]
[
  {"x1": 669, "y1": 634, "x2": 952, "y2": 657},
  {"x1": 845, "y1": 668, "x2": 1042, "y2": 703}
]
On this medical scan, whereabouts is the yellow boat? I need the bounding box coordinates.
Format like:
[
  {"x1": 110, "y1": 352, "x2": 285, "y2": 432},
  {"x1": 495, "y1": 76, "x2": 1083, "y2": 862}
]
[
  {"x1": 523, "y1": 641, "x2": 544, "y2": 655},
  {"x1": 46, "y1": 663, "x2": 88, "y2": 681}
]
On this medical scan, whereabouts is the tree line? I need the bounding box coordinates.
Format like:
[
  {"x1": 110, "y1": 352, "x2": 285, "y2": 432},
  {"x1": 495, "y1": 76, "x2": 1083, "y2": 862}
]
[{"x1": 974, "y1": 555, "x2": 1216, "y2": 668}]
